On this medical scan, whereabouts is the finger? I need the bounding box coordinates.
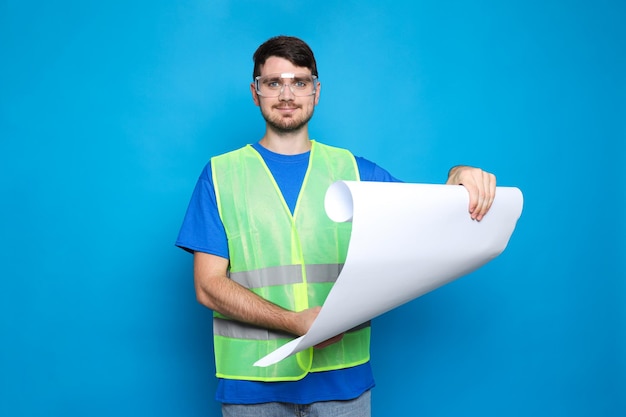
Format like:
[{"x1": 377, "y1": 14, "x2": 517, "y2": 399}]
[
  {"x1": 487, "y1": 173, "x2": 496, "y2": 212},
  {"x1": 470, "y1": 178, "x2": 485, "y2": 220},
  {"x1": 476, "y1": 172, "x2": 496, "y2": 221},
  {"x1": 474, "y1": 172, "x2": 489, "y2": 220},
  {"x1": 465, "y1": 180, "x2": 480, "y2": 219}
]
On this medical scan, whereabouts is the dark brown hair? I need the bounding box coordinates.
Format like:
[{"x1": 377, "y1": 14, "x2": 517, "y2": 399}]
[{"x1": 252, "y1": 36, "x2": 318, "y2": 79}]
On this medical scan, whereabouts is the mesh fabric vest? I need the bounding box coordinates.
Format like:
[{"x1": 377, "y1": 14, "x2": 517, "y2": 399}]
[{"x1": 211, "y1": 141, "x2": 371, "y2": 381}]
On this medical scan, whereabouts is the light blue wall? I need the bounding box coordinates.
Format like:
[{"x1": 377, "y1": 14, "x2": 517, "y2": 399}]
[{"x1": 1, "y1": 1, "x2": 624, "y2": 416}]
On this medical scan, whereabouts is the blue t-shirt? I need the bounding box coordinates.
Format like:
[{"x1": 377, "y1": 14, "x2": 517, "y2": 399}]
[{"x1": 176, "y1": 141, "x2": 400, "y2": 404}]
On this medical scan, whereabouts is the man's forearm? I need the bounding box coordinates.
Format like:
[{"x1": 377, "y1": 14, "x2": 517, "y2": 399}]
[
  {"x1": 196, "y1": 274, "x2": 306, "y2": 336},
  {"x1": 193, "y1": 252, "x2": 312, "y2": 336}
]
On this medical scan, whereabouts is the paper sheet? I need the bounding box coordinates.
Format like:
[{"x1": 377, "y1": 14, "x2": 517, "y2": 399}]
[{"x1": 254, "y1": 181, "x2": 524, "y2": 367}]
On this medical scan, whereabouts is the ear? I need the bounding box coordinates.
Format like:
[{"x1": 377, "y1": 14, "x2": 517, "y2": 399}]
[
  {"x1": 250, "y1": 83, "x2": 260, "y2": 106},
  {"x1": 314, "y1": 81, "x2": 321, "y2": 105}
]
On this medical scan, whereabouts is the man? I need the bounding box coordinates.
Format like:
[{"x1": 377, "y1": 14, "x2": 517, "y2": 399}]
[{"x1": 176, "y1": 35, "x2": 496, "y2": 417}]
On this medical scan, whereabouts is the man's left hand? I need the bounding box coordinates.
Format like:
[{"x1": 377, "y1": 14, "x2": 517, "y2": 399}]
[{"x1": 446, "y1": 166, "x2": 496, "y2": 221}]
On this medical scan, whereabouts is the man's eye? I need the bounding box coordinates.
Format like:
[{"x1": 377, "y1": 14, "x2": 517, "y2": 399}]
[
  {"x1": 294, "y1": 81, "x2": 307, "y2": 88},
  {"x1": 266, "y1": 81, "x2": 281, "y2": 88}
]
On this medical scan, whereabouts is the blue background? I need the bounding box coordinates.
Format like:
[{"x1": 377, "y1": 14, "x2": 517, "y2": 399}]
[{"x1": 1, "y1": 1, "x2": 624, "y2": 416}]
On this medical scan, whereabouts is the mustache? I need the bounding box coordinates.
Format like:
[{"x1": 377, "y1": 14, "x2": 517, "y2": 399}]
[{"x1": 274, "y1": 104, "x2": 300, "y2": 109}]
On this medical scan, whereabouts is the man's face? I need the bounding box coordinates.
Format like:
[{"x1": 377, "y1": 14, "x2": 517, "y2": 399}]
[{"x1": 251, "y1": 56, "x2": 320, "y2": 134}]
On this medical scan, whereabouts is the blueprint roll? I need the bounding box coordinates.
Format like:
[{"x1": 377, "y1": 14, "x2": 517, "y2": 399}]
[{"x1": 254, "y1": 181, "x2": 524, "y2": 367}]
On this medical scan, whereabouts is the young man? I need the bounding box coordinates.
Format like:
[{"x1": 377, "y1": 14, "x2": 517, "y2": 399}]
[{"x1": 176, "y1": 35, "x2": 496, "y2": 417}]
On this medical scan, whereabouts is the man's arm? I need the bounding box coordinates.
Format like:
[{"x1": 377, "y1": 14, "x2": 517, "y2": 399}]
[
  {"x1": 446, "y1": 165, "x2": 497, "y2": 221},
  {"x1": 193, "y1": 251, "x2": 318, "y2": 337}
]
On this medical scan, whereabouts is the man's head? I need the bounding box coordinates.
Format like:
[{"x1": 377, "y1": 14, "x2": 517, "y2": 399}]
[
  {"x1": 252, "y1": 36, "x2": 318, "y2": 80},
  {"x1": 251, "y1": 36, "x2": 320, "y2": 135}
]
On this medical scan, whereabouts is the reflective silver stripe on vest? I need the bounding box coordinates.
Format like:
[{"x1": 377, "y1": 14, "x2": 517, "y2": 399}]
[
  {"x1": 214, "y1": 317, "x2": 371, "y2": 341},
  {"x1": 213, "y1": 317, "x2": 294, "y2": 340},
  {"x1": 230, "y1": 263, "x2": 344, "y2": 289},
  {"x1": 306, "y1": 263, "x2": 344, "y2": 284},
  {"x1": 347, "y1": 321, "x2": 371, "y2": 332}
]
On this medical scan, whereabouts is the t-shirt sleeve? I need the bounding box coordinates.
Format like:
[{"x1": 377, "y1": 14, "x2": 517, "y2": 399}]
[
  {"x1": 355, "y1": 156, "x2": 402, "y2": 182},
  {"x1": 175, "y1": 162, "x2": 229, "y2": 258}
]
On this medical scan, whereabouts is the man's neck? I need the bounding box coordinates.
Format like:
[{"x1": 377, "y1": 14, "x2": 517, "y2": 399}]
[{"x1": 259, "y1": 128, "x2": 312, "y2": 155}]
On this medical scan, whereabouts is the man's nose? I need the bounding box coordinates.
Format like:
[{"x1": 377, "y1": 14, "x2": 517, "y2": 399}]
[{"x1": 279, "y1": 83, "x2": 295, "y2": 100}]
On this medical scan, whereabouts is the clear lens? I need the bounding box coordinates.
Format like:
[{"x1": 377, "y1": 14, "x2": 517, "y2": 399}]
[{"x1": 255, "y1": 72, "x2": 317, "y2": 97}]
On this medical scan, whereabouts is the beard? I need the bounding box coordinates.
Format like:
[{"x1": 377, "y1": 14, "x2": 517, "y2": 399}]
[{"x1": 260, "y1": 103, "x2": 315, "y2": 134}]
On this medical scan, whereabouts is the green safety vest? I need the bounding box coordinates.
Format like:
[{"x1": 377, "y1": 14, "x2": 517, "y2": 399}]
[{"x1": 211, "y1": 140, "x2": 371, "y2": 381}]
